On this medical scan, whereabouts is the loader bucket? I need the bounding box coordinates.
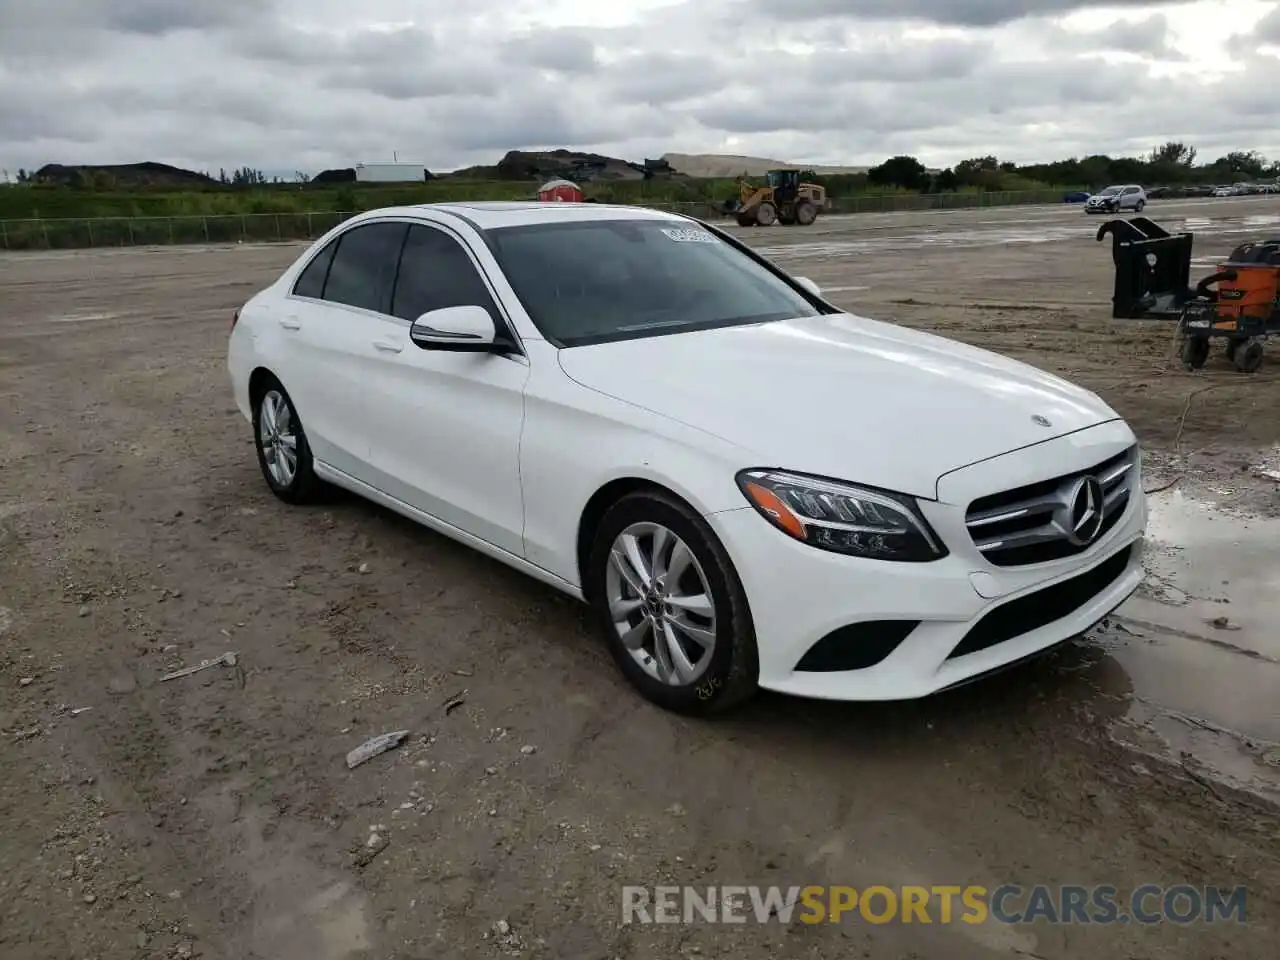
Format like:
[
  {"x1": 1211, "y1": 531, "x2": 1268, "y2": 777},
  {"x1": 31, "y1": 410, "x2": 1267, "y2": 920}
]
[{"x1": 1095, "y1": 217, "x2": 1195, "y2": 319}]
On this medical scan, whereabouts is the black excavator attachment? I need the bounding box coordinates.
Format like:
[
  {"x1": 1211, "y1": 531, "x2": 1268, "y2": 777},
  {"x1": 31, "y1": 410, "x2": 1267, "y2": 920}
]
[{"x1": 1095, "y1": 216, "x2": 1195, "y2": 319}]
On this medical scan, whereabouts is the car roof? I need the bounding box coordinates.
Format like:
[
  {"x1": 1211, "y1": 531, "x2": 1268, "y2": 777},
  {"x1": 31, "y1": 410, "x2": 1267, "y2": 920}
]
[{"x1": 356, "y1": 201, "x2": 692, "y2": 231}]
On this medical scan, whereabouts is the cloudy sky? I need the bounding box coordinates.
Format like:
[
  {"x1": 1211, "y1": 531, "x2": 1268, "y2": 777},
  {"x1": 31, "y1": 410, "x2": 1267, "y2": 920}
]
[{"x1": 1, "y1": 0, "x2": 1279, "y2": 176}]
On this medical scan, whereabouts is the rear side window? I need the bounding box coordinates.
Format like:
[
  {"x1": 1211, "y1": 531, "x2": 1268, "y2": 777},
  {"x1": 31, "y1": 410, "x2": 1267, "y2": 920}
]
[
  {"x1": 322, "y1": 222, "x2": 409, "y2": 315},
  {"x1": 391, "y1": 225, "x2": 499, "y2": 323},
  {"x1": 292, "y1": 240, "x2": 337, "y2": 299}
]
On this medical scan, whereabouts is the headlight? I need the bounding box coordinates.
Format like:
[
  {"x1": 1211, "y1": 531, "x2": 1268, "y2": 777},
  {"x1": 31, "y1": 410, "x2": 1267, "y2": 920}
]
[{"x1": 735, "y1": 469, "x2": 947, "y2": 562}]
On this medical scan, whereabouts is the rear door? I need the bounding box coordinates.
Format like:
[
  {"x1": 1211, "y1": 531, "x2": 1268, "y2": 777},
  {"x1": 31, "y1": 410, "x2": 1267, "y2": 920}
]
[{"x1": 282, "y1": 220, "x2": 409, "y2": 477}]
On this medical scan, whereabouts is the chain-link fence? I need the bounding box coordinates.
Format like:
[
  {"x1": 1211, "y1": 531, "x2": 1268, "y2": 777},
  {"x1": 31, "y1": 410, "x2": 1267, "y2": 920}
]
[{"x1": 0, "y1": 190, "x2": 1075, "y2": 251}]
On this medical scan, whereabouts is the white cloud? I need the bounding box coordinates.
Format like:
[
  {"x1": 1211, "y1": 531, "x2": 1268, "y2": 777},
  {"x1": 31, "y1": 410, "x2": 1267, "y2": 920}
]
[{"x1": 1, "y1": 0, "x2": 1278, "y2": 174}]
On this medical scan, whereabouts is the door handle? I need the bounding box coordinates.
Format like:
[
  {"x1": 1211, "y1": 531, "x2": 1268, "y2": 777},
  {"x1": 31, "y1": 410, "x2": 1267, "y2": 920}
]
[
  {"x1": 372, "y1": 338, "x2": 403, "y2": 354},
  {"x1": 278, "y1": 316, "x2": 301, "y2": 330}
]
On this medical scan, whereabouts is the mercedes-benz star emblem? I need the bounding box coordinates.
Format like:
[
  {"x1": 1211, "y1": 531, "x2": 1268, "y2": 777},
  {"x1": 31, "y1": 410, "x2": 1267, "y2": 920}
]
[
  {"x1": 1064, "y1": 476, "x2": 1105, "y2": 546},
  {"x1": 1032, "y1": 414, "x2": 1052, "y2": 427}
]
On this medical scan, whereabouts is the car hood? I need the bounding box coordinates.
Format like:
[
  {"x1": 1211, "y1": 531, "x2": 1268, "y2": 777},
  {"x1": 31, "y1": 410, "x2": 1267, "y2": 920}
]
[{"x1": 556, "y1": 313, "x2": 1120, "y2": 500}]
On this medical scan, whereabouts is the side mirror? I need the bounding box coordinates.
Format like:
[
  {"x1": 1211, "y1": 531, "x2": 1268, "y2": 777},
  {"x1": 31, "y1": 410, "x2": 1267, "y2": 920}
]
[
  {"x1": 409, "y1": 305, "x2": 496, "y2": 352},
  {"x1": 794, "y1": 276, "x2": 822, "y2": 297}
]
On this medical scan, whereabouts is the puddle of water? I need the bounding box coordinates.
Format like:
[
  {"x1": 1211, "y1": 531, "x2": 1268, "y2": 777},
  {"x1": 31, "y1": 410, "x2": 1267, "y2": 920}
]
[
  {"x1": 47, "y1": 311, "x2": 119, "y2": 323},
  {"x1": 1090, "y1": 489, "x2": 1280, "y2": 799},
  {"x1": 1135, "y1": 489, "x2": 1280, "y2": 657}
]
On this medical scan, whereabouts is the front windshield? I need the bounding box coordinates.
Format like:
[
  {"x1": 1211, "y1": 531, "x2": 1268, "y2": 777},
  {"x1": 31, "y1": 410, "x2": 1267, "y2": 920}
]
[
  {"x1": 1098, "y1": 186, "x2": 1122, "y2": 196},
  {"x1": 484, "y1": 219, "x2": 823, "y2": 346}
]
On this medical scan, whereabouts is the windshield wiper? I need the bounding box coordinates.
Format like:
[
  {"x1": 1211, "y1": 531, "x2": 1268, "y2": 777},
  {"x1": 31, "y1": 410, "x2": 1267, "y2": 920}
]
[{"x1": 613, "y1": 318, "x2": 700, "y2": 332}]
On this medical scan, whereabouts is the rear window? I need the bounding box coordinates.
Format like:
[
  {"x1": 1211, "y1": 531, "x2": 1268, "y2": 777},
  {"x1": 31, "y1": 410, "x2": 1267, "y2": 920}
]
[{"x1": 484, "y1": 219, "x2": 823, "y2": 347}]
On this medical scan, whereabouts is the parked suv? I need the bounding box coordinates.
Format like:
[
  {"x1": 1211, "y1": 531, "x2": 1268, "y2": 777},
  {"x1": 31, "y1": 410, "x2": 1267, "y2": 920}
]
[{"x1": 1084, "y1": 185, "x2": 1146, "y2": 214}]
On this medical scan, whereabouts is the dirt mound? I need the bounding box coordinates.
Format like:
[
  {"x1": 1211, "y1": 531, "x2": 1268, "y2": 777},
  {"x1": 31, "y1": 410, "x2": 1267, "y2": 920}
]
[{"x1": 492, "y1": 149, "x2": 646, "y2": 182}]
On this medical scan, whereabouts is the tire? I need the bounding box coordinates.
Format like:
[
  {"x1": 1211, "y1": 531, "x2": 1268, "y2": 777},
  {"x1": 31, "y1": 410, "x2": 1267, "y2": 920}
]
[
  {"x1": 1235, "y1": 339, "x2": 1264, "y2": 373},
  {"x1": 1225, "y1": 339, "x2": 1240, "y2": 361},
  {"x1": 736, "y1": 211, "x2": 756, "y2": 227},
  {"x1": 251, "y1": 376, "x2": 323, "y2": 503},
  {"x1": 755, "y1": 202, "x2": 778, "y2": 226},
  {"x1": 1180, "y1": 336, "x2": 1210, "y2": 370},
  {"x1": 795, "y1": 200, "x2": 817, "y2": 225},
  {"x1": 1135, "y1": 199, "x2": 1145, "y2": 213},
  {"x1": 585, "y1": 490, "x2": 759, "y2": 716}
]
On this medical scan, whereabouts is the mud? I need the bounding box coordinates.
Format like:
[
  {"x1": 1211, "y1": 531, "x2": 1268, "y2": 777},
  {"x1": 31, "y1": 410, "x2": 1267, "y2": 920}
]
[{"x1": 1, "y1": 198, "x2": 1278, "y2": 959}]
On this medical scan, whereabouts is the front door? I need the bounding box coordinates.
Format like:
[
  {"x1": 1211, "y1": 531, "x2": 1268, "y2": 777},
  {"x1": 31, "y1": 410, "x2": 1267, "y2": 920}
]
[{"x1": 361, "y1": 223, "x2": 530, "y2": 557}]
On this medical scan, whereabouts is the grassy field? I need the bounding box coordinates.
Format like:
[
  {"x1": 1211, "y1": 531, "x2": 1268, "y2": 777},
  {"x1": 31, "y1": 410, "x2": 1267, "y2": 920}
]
[
  {"x1": 0, "y1": 178, "x2": 745, "y2": 220},
  {"x1": 0, "y1": 180, "x2": 1074, "y2": 250}
]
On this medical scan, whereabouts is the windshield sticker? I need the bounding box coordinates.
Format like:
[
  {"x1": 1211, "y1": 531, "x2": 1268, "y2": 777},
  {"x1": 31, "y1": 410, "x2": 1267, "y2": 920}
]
[{"x1": 661, "y1": 228, "x2": 717, "y2": 243}]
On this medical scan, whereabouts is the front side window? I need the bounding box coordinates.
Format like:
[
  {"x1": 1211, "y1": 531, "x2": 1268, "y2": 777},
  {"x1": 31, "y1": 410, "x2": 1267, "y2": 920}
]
[
  {"x1": 322, "y1": 222, "x2": 409, "y2": 315},
  {"x1": 484, "y1": 219, "x2": 823, "y2": 346},
  {"x1": 391, "y1": 225, "x2": 500, "y2": 323}
]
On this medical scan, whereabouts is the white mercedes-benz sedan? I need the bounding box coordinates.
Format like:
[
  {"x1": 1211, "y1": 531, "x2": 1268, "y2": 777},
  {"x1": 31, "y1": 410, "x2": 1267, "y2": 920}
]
[{"x1": 228, "y1": 201, "x2": 1147, "y2": 715}]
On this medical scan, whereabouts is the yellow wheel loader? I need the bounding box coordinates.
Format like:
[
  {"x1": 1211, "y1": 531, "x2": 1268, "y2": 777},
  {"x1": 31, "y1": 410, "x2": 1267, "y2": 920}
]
[{"x1": 722, "y1": 169, "x2": 829, "y2": 226}]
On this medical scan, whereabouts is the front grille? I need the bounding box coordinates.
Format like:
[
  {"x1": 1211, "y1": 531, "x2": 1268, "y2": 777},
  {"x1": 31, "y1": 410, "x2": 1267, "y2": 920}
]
[
  {"x1": 965, "y1": 445, "x2": 1138, "y2": 567},
  {"x1": 947, "y1": 544, "x2": 1133, "y2": 660}
]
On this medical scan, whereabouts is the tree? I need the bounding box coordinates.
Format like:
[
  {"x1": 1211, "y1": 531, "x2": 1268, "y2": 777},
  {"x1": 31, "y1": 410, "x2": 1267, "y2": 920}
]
[
  {"x1": 932, "y1": 169, "x2": 959, "y2": 192},
  {"x1": 1148, "y1": 141, "x2": 1196, "y2": 167},
  {"x1": 1215, "y1": 151, "x2": 1267, "y2": 178},
  {"x1": 868, "y1": 155, "x2": 928, "y2": 191},
  {"x1": 954, "y1": 156, "x2": 1002, "y2": 189}
]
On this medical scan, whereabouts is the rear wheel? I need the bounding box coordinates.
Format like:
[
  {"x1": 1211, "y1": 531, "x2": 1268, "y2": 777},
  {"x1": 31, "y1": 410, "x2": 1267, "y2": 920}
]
[
  {"x1": 1235, "y1": 338, "x2": 1264, "y2": 373},
  {"x1": 755, "y1": 202, "x2": 778, "y2": 226},
  {"x1": 795, "y1": 200, "x2": 817, "y2": 225},
  {"x1": 586, "y1": 491, "x2": 759, "y2": 715},
  {"x1": 1135, "y1": 199, "x2": 1146, "y2": 213},
  {"x1": 252, "y1": 377, "x2": 322, "y2": 503}
]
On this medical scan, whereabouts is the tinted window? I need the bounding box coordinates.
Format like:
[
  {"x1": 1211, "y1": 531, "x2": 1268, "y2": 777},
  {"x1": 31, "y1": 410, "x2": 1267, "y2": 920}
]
[
  {"x1": 485, "y1": 219, "x2": 822, "y2": 346},
  {"x1": 323, "y1": 222, "x2": 409, "y2": 314},
  {"x1": 293, "y1": 239, "x2": 337, "y2": 298},
  {"x1": 391, "y1": 225, "x2": 499, "y2": 323}
]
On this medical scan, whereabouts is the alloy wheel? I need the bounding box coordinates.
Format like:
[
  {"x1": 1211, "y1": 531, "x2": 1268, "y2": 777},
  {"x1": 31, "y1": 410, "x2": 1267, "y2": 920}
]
[
  {"x1": 259, "y1": 389, "x2": 298, "y2": 487},
  {"x1": 604, "y1": 521, "x2": 717, "y2": 686}
]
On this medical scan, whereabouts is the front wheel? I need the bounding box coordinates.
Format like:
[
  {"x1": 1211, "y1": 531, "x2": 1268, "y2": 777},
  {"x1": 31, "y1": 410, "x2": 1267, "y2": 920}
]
[
  {"x1": 586, "y1": 491, "x2": 759, "y2": 715},
  {"x1": 1180, "y1": 336, "x2": 1210, "y2": 370}
]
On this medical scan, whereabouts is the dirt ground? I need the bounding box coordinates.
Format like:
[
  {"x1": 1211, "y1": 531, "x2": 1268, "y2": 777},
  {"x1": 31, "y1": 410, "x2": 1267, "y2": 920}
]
[{"x1": 1, "y1": 198, "x2": 1278, "y2": 960}]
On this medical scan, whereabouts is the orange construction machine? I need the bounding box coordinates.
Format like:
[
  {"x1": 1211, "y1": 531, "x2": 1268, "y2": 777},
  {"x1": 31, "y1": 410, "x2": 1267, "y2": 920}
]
[{"x1": 1097, "y1": 217, "x2": 1280, "y2": 372}]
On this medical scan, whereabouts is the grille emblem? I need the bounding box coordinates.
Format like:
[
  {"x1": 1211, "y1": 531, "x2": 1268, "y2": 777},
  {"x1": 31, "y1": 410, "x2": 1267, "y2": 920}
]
[
  {"x1": 1031, "y1": 414, "x2": 1052, "y2": 427},
  {"x1": 1062, "y1": 476, "x2": 1105, "y2": 546}
]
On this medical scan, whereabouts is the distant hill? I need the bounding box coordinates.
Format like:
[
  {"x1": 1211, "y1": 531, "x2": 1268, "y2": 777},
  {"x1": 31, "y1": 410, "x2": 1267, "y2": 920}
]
[
  {"x1": 33, "y1": 162, "x2": 219, "y2": 188},
  {"x1": 660, "y1": 153, "x2": 873, "y2": 178}
]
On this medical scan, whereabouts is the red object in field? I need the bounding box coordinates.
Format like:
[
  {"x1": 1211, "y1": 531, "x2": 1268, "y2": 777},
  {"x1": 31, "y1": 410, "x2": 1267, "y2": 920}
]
[{"x1": 537, "y1": 179, "x2": 583, "y2": 203}]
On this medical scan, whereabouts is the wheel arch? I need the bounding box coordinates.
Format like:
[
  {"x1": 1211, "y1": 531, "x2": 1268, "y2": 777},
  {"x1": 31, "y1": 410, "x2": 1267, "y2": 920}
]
[
  {"x1": 575, "y1": 476, "x2": 710, "y2": 599},
  {"x1": 248, "y1": 366, "x2": 280, "y2": 406}
]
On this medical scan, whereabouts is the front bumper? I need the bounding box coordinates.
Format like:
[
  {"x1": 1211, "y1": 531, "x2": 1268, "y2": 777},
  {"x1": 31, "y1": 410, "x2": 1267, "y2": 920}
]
[{"x1": 708, "y1": 427, "x2": 1148, "y2": 701}]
